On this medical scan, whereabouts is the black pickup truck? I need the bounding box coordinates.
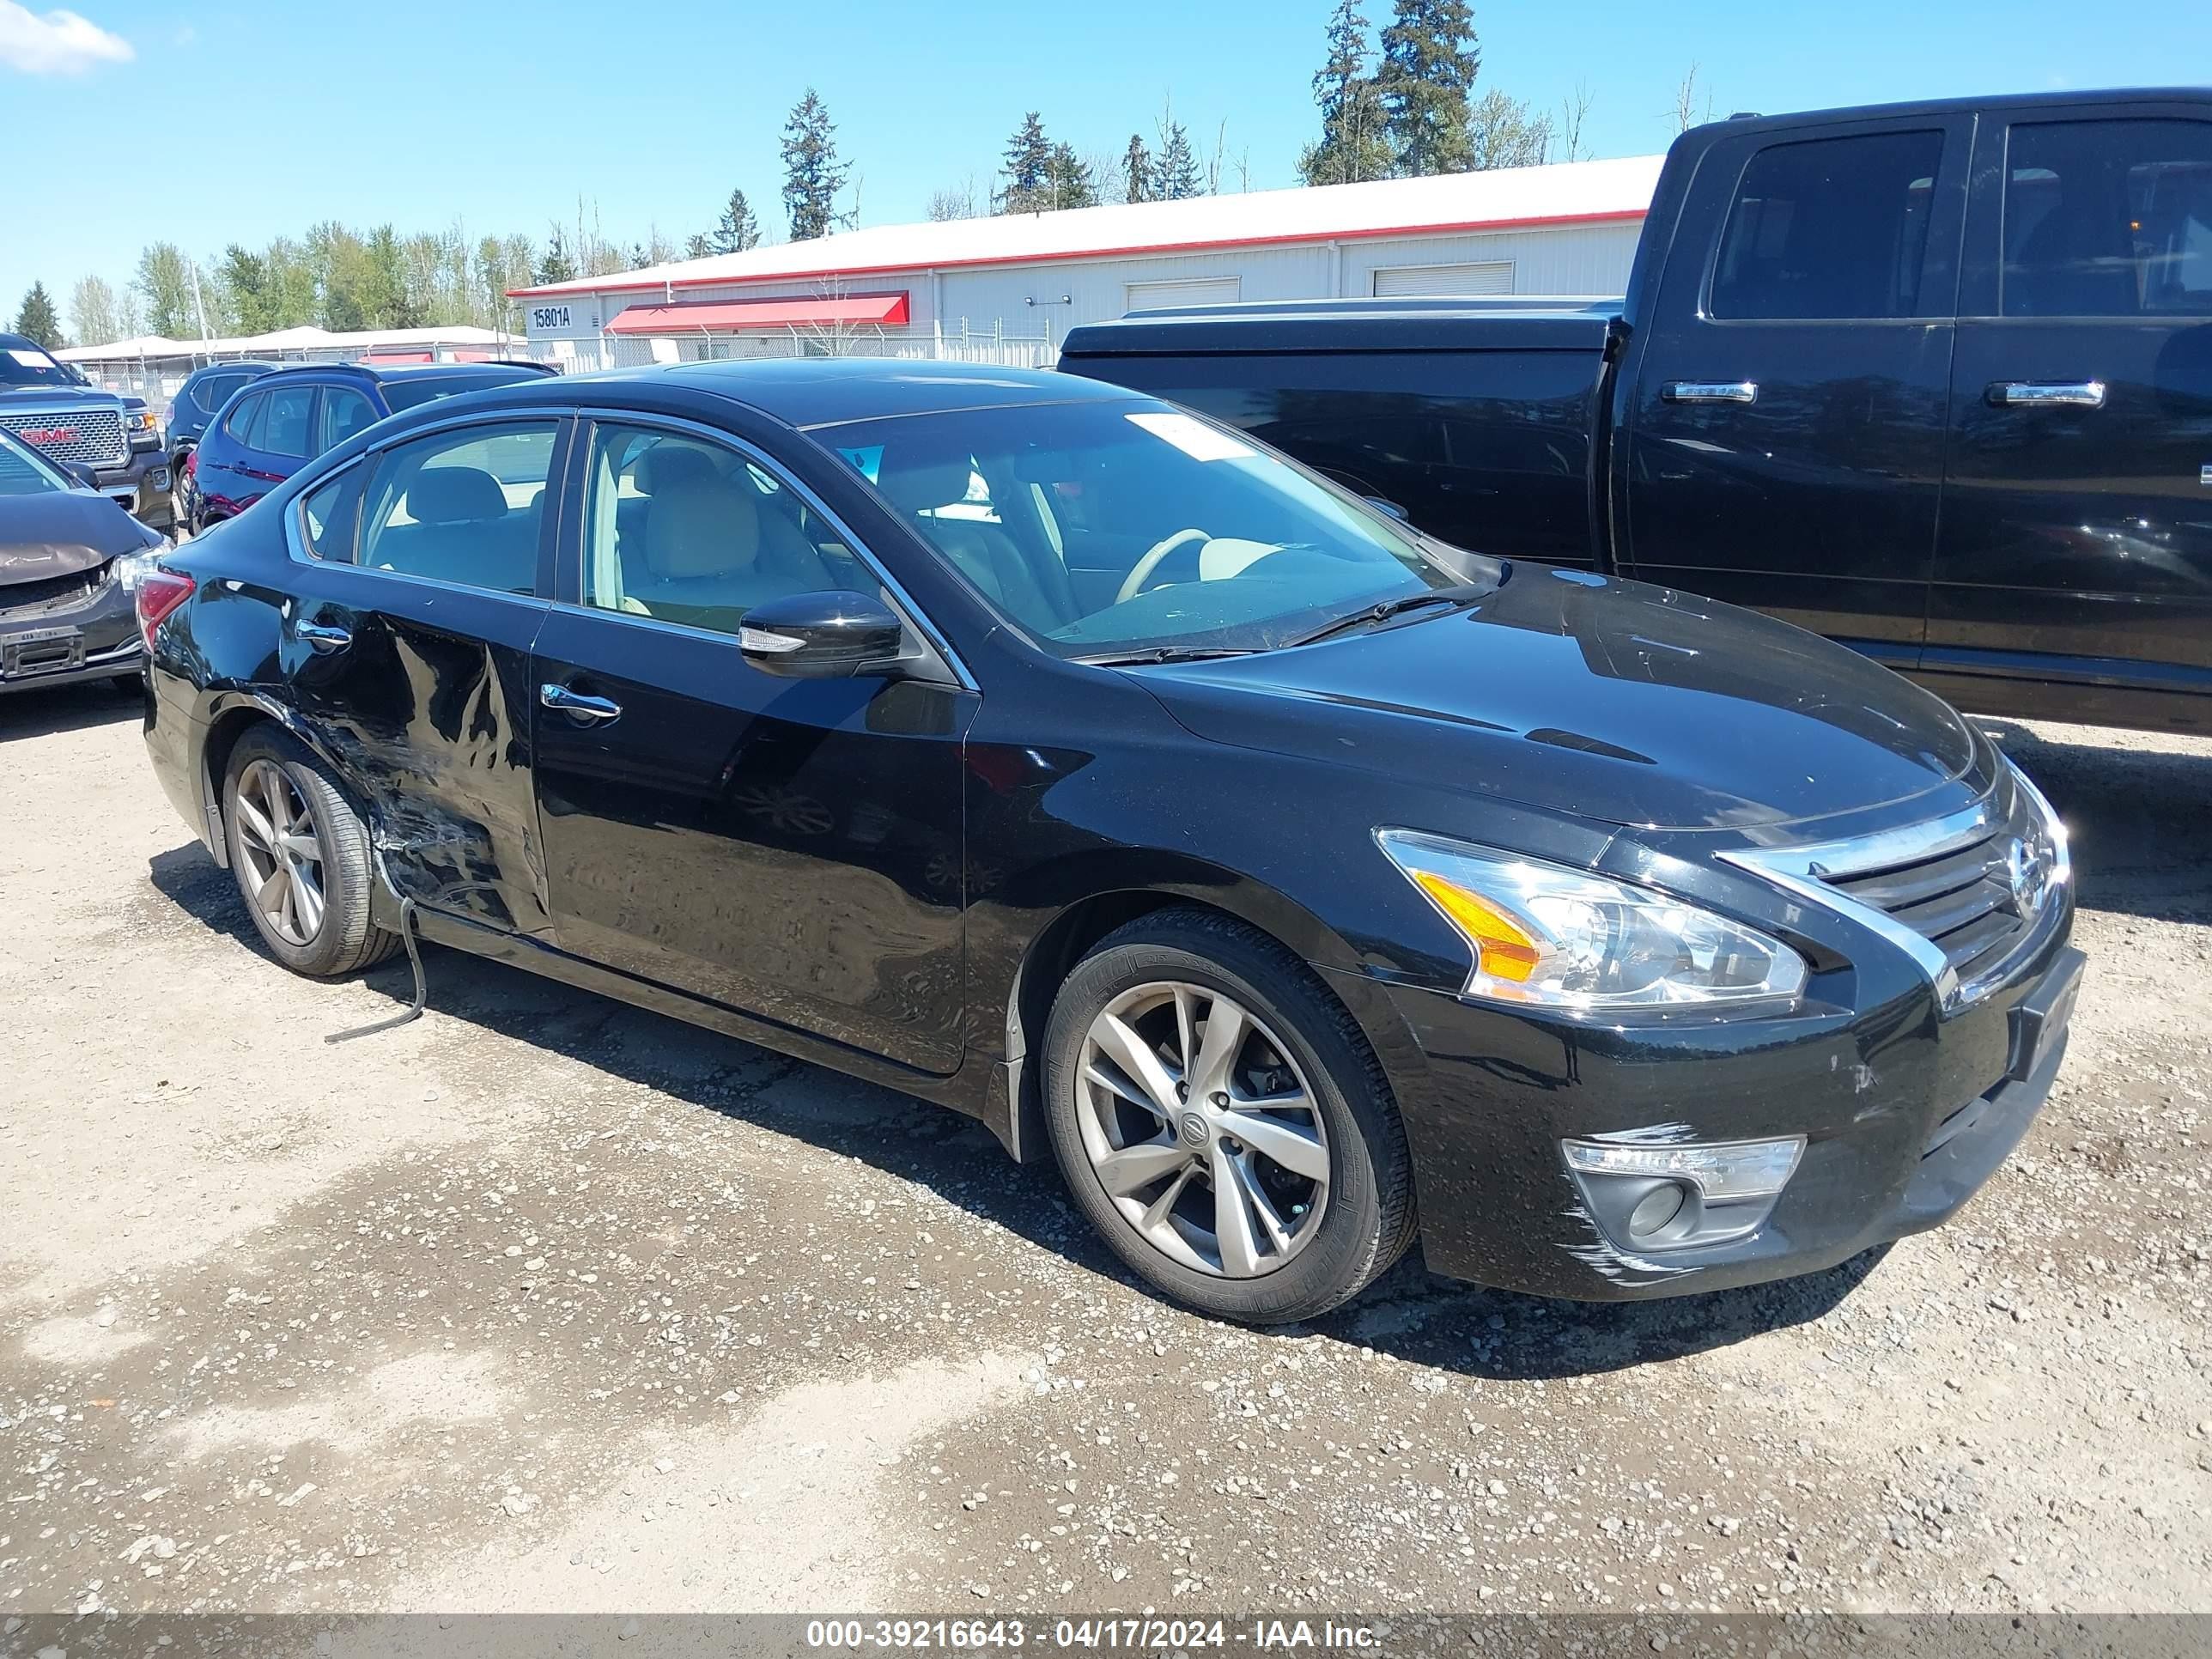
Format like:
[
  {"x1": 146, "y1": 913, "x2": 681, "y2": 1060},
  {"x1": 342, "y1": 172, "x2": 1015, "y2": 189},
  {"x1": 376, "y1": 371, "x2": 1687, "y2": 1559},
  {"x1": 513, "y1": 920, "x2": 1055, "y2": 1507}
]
[{"x1": 1061, "y1": 88, "x2": 2212, "y2": 735}]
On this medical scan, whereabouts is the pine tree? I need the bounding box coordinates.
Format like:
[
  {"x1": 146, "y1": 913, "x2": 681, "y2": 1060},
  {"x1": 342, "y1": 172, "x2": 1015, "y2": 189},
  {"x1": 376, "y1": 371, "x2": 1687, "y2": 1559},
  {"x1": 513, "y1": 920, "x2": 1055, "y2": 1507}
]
[
  {"x1": 781, "y1": 89, "x2": 851, "y2": 241},
  {"x1": 534, "y1": 226, "x2": 578, "y2": 286},
  {"x1": 1122, "y1": 134, "x2": 1153, "y2": 204},
  {"x1": 1300, "y1": 0, "x2": 1393, "y2": 185},
  {"x1": 683, "y1": 233, "x2": 714, "y2": 259},
  {"x1": 13, "y1": 283, "x2": 65, "y2": 349},
  {"x1": 998, "y1": 112, "x2": 1055, "y2": 214},
  {"x1": 1152, "y1": 117, "x2": 1201, "y2": 200},
  {"x1": 1379, "y1": 0, "x2": 1480, "y2": 176},
  {"x1": 1044, "y1": 143, "x2": 1098, "y2": 210},
  {"x1": 710, "y1": 189, "x2": 761, "y2": 254}
]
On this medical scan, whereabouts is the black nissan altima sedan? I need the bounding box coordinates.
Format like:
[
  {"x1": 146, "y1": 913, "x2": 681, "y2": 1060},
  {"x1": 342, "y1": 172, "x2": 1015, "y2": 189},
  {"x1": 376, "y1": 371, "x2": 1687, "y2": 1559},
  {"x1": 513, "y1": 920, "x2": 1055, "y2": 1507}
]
[{"x1": 134, "y1": 360, "x2": 2084, "y2": 1323}]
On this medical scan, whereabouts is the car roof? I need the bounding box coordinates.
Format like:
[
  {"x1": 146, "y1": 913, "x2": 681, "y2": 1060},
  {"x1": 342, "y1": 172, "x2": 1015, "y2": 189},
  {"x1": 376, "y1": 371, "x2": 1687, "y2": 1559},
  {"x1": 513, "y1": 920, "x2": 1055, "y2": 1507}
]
[
  {"x1": 640, "y1": 357, "x2": 1135, "y2": 428},
  {"x1": 309, "y1": 359, "x2": 1161, "y2": 461},
  {"x1": 252, "y1": 360, "x2": 553, "y2": 388},
  {"x1": 185, "y1": 360, "x2": 281, "y2": 376}
]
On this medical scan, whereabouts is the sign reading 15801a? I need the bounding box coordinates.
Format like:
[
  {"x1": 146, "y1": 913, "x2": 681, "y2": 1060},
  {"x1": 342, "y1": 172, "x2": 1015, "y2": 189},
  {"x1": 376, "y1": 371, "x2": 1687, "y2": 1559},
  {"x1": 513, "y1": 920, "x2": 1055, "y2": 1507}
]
[{"x1": 530, "y1": 305, "x2": 572, "y2": 331}]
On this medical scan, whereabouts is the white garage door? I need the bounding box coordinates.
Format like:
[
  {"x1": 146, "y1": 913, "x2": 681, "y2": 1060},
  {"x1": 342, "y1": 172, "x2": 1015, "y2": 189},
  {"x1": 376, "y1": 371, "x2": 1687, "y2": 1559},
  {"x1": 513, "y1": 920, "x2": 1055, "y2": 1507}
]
[
  {"x1": 1125, "y1": 276, "x2": 1243, "y2": 313},
  {"x1": 1371, "y1": 261, "x2": 1516, "y2": 297}
]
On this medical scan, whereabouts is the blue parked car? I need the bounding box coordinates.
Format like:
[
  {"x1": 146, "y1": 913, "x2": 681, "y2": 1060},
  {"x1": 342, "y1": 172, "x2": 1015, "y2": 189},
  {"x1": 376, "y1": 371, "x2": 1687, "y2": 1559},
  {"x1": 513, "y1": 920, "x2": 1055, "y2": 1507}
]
[{"x1": 191, "y1": 360, "x2": 554, "y2": 532}]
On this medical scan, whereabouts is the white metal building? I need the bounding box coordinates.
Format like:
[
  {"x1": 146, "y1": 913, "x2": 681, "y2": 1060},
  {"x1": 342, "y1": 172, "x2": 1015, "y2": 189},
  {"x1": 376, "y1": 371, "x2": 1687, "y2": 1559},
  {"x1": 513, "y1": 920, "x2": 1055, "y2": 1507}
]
[
  {"x1": 57, "y1": 325, "x2": 529, "y2": 401},
  {"x1": 511, "y1": 155, "x2": 1664, "y2": 370}
]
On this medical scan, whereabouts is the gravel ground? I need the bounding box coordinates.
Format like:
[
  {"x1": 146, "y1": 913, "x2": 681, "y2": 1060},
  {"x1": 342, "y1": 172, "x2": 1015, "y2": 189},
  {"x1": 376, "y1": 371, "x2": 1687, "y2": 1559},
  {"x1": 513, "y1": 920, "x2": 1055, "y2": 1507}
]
[{"x1": 0, "y1": 686, "x2": 2206, "y2": 1620}]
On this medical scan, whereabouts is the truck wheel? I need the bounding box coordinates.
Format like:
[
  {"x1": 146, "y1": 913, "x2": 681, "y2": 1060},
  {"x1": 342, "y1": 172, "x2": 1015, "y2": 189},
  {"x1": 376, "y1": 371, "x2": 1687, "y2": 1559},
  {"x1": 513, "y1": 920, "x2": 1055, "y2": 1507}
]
[
  {"x1": 1040, "y1": 908, "x2": 1417, "y2": 1325},
  {"x1": 222, "y1": 726, "x2": 399, "y2": 978}
]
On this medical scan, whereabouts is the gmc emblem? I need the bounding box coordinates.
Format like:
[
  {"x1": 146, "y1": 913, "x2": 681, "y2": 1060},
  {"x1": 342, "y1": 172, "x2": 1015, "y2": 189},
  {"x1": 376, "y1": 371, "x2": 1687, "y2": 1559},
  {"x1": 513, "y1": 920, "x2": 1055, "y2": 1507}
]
[{"x1": 21, "y1": 426, "x2": 77, "y2": 445}]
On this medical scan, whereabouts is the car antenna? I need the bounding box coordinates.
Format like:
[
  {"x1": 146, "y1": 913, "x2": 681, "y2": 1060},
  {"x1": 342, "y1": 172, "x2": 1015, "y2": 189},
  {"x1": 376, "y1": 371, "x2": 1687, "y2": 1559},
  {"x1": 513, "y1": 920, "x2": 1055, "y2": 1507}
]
[{"x1": 325, "y1": 896, "x2": 428, "y2": 1043}]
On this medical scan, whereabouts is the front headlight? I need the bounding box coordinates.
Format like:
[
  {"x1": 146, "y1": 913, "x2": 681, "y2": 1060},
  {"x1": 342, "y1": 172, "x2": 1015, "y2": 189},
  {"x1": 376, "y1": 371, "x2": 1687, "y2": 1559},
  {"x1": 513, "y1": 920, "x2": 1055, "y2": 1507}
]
[
  {"x1": 126, "y1": 408, "x2": 161, "y2": 441},
  {"x1": 1377, "y1": 829, "x2": 1808, "y2": 1012}
]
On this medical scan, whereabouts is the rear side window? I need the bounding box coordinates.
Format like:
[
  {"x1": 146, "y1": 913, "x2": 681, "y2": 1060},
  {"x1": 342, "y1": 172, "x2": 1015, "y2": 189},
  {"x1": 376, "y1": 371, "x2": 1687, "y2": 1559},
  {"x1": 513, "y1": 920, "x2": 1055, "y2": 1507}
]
[
  {"x1": 1711, "y1": 130, "x2": 1945, "y2": 320},
  {"x1": 356, "y1": 422, "x2": 558, "y2": 595},
  {"x1": 225, "y1": 392, "x2": 265, "y2": 443},
  {"x1": 316, "y1": 387, "x2": 379, "y2": 452},
  {"x1": 260, "y1": 385, "x2": 314, "y2": 458},
  {"x1": 297, "y1": 465, "x2": 363, "y2": 561},
  {"x1": 2003, "y1": 118, "x2": 2212, "y2": 316}
]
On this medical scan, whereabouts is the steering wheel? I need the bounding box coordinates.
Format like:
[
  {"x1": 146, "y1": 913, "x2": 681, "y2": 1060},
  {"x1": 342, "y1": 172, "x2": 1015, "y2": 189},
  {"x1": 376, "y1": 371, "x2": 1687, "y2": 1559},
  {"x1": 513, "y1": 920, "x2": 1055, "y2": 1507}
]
[{"x1": 1116, "y1": 527, "x2": 1209, "y2": 605}]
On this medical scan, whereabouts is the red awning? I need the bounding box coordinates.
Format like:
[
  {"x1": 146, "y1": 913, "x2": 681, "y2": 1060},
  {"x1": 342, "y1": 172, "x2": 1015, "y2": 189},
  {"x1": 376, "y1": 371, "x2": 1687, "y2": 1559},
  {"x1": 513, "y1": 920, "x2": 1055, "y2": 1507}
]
[{"x1": 606, "y1": 291, "x2": 910, "y2": 336}]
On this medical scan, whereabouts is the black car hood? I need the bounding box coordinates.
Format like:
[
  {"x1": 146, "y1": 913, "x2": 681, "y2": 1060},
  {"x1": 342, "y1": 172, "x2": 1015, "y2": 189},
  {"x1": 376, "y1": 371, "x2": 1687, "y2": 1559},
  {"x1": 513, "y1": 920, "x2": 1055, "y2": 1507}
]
[
  {"x1": 0, "y1": 491, "x2": 151, "y2": 584},
  {"x1": 1141, "y1": 568, "x2": 1979, "y2": 833}
]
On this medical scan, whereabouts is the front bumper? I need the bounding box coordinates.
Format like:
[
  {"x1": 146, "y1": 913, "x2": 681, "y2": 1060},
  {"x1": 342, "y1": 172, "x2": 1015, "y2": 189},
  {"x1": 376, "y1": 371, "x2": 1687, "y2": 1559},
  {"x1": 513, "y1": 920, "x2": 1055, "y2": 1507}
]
[
  {"x1": 1343, "y1": 922, "x2": 2082, "y2": 1301},
  {"x1": 0, "y1": 575, "x2": 140, "y2": 694}
]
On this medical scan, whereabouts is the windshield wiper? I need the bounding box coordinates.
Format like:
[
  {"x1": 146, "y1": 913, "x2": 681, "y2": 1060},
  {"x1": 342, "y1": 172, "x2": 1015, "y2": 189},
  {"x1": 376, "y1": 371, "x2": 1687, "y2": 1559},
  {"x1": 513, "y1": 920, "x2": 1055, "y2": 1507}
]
[
  {"x1": 1073, "y1": 645, "x2": 1261, "y2": 667},
  {"x1": 1283, "y1": 581, "x2": 1492, "y2": 648}
]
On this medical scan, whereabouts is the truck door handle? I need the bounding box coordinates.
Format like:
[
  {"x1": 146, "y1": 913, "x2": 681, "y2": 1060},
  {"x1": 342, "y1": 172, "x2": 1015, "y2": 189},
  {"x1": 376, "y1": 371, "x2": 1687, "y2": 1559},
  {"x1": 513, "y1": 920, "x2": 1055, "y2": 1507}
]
[
  {"x1": 1662, "y1": 380, "x2": 1758, "y2": 404},
  {"x1": 295, "y1": 621, "x2": 351, "y2": 653},
  {"x1": 1991, "y1": 380, "x2": 2106, "y2": 408},
  {"x1": 539, "y1": 683, "x2": 622, "y2": 723}
]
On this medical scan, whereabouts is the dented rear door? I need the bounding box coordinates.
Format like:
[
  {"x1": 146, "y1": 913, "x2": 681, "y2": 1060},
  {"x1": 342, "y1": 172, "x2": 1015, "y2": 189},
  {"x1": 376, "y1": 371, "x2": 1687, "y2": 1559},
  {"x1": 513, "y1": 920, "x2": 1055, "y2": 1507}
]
[{"x1": 283, "y1": 416, "x2": 568, "y2": 935}]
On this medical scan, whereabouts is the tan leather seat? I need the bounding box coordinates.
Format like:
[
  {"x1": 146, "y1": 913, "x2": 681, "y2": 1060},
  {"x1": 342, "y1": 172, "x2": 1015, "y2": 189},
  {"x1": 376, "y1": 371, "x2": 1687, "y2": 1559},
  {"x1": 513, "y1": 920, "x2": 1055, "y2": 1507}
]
[{"x1": 623, "y1": 471, "x2": 835, "y2": 633}]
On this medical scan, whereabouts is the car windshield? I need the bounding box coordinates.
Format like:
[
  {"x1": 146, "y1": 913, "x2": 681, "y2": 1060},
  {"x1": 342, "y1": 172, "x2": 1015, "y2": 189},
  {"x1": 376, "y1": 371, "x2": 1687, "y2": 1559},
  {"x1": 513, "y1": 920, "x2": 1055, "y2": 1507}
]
[
  {"x1": 821, "y1": 397, "x2": 1496, "y2": 659},
  {"x1": 0, "y1": 434, "x2": 66, "y2": 495},
  {"x1": 0, "y1": 343, "x2": 76, "y2": 388}
]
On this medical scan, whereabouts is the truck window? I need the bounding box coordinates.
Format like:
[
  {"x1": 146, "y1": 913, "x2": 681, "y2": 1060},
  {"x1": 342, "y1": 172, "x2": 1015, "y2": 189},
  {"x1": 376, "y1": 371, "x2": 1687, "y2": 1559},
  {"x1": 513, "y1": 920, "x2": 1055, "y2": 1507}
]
[
  {"x1": 1710, "y1": 131, "x2": 1944, "y2": 320},
  {"x1": 2002, "y1": 118, "x2": 2212, "y2": 316}
]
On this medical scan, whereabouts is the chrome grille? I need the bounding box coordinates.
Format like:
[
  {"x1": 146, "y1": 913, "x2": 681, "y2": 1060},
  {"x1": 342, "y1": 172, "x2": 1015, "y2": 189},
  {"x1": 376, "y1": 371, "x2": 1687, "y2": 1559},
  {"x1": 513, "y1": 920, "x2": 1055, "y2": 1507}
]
[
  {"x1": 1821, "y1": 808, "x2": 2038, "y2": 985},
  {"x1": 1721, "y1": 763, "x2": 2069, "y2": 1011},
  {"x1": 0, "y1": 407, "x2": 127, "y2": 467}
]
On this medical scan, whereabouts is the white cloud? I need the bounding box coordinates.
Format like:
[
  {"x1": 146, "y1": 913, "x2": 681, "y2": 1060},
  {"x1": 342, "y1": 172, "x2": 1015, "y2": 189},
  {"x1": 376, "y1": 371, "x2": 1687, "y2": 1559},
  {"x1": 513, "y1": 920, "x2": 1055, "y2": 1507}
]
[{"x1": 0, "y1": 1, "x2": 134, "y2": 75}]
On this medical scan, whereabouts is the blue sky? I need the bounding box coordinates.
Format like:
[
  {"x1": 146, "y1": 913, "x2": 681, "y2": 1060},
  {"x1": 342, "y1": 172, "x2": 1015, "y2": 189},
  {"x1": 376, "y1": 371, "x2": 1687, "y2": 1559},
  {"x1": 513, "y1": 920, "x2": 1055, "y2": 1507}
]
[{"x1": 4, "y1": 0, "x2": 2209, "y2": 324}]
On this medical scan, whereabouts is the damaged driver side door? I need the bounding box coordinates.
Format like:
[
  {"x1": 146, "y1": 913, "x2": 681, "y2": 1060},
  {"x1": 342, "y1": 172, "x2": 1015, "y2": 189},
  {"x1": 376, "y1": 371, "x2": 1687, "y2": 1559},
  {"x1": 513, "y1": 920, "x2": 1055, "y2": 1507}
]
[{"x1": 281, "y1": 415, "x2": 568, "y2": 935}]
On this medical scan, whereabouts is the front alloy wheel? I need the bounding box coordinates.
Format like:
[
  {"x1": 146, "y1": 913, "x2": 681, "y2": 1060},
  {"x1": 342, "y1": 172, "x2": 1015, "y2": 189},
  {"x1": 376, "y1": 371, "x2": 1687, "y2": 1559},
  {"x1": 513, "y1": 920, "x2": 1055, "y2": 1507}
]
[
  {"x1": 1076, "y1": 982, "x2": 1330, "y2": 1277},
  {"x1": 1042, "y1": 908, "x2": 1416, "y2": 1324}
]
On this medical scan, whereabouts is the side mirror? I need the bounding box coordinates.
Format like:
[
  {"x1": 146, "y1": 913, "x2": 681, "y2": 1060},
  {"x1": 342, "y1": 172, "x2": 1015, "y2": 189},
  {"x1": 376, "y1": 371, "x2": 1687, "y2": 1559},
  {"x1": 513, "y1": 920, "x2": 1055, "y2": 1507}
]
[
  {"x1": 739, "y1": 589, "x2": 906, "y2": 679},
  {"x1": 63, "y1": 460, "x2": 101, "y2": 491}
]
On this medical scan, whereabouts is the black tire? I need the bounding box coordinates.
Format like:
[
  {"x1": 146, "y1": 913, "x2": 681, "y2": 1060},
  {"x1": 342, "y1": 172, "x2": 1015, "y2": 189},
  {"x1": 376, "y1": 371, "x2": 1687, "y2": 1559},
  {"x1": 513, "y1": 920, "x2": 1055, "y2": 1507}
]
[
  {"x1": 222, "y1": 725, "x2": 400, "y2": 978},
  {"x1": 1041, "y1": 908, "x2": 1417, "y2": 1324}
]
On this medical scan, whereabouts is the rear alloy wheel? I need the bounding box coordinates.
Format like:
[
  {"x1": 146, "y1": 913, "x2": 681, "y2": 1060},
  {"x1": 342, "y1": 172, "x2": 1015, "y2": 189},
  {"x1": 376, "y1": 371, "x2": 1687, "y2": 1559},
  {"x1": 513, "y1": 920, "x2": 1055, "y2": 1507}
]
[
  {"x1": 222, "y1": 726, "x2": 399, "y2": 978},
  {"x1": 234, "y1": 756, "x2": 327, "y2": 947},
  {"x1": 1042, "y1": 909, "x2": 1416, "y2": 1324}
]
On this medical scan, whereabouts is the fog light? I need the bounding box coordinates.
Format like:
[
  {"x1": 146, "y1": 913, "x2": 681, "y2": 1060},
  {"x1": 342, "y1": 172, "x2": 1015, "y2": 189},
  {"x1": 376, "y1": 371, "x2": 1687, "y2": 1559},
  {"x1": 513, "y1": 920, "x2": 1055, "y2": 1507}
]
[
  {"x1": 1563, "y1": 1133, "x2": 1805, "y2": 1254},
  {"x1": 1628, "y1": 1182, "x2": 1687, "y2": 1239}
]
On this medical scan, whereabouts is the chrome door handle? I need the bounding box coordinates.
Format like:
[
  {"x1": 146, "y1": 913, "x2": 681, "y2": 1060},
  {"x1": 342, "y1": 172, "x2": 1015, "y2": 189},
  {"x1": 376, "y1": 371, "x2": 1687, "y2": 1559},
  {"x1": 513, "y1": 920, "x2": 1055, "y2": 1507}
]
[
  {"x1": 1991, "y1": 380, "x2": 2106, "y2": 408},
  {"x1": 296, "y1": 621, "x2": 351, "y2": 653},
  {"x1": 1662, "y1": 380, "x2": 1758, "y2": 404},
  {"x1": 538, "y1": 683, "x2": 622, "y2": 723}
]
